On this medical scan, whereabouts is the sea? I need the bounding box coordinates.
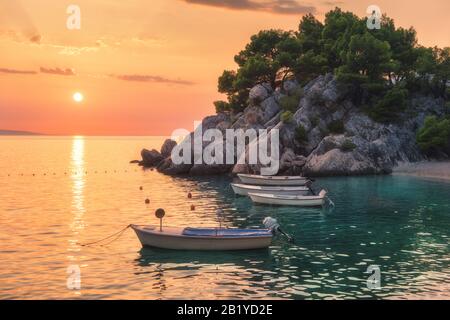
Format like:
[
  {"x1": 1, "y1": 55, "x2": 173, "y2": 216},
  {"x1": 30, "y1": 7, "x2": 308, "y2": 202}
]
[{"x1": 0, "y1": 136, "x2": 449, "y2": 299}]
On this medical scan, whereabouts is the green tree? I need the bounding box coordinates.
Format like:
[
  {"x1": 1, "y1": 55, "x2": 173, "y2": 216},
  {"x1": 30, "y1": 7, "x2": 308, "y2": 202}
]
[
  {"x1": 368, "y1": 87, "x2": 408, "y2": 122},
  {"x1": 416, "y1": 116, "x2": 450, "y2": 155},
  {"x1": 295, "y1": 124, "x2": 308, "y2": 143},
  {"x1": 280, "y1": 111, "x2": 294, "y2": 123},
  {"x1": 213, "y1": 101, "x2": 230, "y2": 113},
  {"x1": 321, "y1": 8, "x2": 364, "y2": 69}
]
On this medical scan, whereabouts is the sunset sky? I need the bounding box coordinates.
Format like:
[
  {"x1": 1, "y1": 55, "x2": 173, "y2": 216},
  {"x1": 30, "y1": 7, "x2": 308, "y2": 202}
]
[{"x1": 1, "y1": 0, "x2": 449, "y2": 135}]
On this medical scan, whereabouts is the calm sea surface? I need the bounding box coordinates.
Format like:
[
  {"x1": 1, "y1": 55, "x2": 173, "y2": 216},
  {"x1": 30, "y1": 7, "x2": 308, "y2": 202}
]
[{"x1": 0, "y1": 136, "x2": 449, "y2": 299}]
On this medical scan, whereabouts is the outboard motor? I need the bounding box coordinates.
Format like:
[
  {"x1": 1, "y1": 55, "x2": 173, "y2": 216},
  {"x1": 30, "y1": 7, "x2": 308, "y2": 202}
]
[{"x1": 263, "y1": 217, "x2": 294, "y2": 243}]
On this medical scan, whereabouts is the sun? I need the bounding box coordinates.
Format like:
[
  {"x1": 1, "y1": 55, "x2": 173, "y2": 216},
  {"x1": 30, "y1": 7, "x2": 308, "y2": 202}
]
[{"x1": 73, "y1": 92, "x2": 84, "y2": 103}]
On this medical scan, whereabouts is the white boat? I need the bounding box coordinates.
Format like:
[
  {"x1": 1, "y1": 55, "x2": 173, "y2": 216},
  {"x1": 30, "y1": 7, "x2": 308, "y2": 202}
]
[
  {"x1": 231, "y1": 183, "x2": 310, "y2": 196},
  {"x1": 248, "y1": 190, "x2": 328, "y2": 207},
  {"x1": 237, "y1": 173, "x2": 309, "y2": 186},
  {"x1": 131, "y1": 225, "x2": 273, "y2": 250}
]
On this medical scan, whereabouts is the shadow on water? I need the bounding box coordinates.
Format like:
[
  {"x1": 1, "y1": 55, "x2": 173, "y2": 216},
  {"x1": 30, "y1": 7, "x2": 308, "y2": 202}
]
[{"x1": 136, "y1": 247, "x2": 272, "y2": 268}]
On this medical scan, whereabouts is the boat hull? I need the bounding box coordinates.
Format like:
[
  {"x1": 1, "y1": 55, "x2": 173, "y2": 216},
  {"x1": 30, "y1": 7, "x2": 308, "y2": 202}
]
[
  {"x1": 131, "y1": 225, "x2": 272, "y2": 250},
  {"x1": 231, "y1": 183, "x2": 309, "y2": 196},
  {"x1": 248, "y1": 192, "x2": 326, "y2": 207},
  {"x1": 237, "y1": 174, "x2": 308, "y2": 186}
]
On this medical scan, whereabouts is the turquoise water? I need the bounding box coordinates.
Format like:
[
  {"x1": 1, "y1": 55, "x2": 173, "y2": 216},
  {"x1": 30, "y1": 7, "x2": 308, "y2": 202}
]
[
  {"x1": 141, "y1": 174, "x2": 450, "y2": 299},
  {"x1": 0, "y1": 136, "x2": 449, "y2": 299}
]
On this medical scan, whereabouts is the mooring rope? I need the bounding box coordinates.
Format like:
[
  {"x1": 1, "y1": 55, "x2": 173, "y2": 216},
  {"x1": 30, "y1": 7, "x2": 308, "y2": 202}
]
[{"x1": 80, "y1": 224, "x2": 132, "y2": 247}]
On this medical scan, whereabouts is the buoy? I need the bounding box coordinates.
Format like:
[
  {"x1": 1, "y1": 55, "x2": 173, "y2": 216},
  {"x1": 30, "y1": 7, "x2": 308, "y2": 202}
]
[
  {"x1": 145, "y1": 198, "x2": 150, "y2": 204},
  {"x1": 139, "y1": 186, "x2": 143, "y2": 190},
  {"x1": 190, "y1": 204, "x2": 195, "y2": 211},
  {"x1": 187, "y1": 192, "x2": 192, "y2": 199}
]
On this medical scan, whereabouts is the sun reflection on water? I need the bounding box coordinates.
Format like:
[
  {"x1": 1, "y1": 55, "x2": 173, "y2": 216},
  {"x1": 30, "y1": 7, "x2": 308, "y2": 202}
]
[{"x1": 67, "y1": 136, "x2": 86, "y2": 295}]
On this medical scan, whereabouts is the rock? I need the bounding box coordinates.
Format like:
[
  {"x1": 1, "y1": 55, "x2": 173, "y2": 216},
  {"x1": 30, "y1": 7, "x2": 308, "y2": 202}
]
[
  {"x1": 140, "y1": 148, "x2": 164, "y2": 167},
  {"x1": 140, "y1": 73, "x2": 447, "y2": 177},
  {"x1": 189, "y1": 164, "x2": 232, "y2": 175},
  {"x1": 280, "y1": 148, "x2": 306, "y2": 173},
  {"x1": 303, "y1": 148, "x2": 382, "y2": 176},
  {"x1": 249, "y1": 83, "x2": 272, "y2": 104},
  {"x1": 282, "y1": 79, "x2": 299, "y2": 95},
  {"x1": 157, "y1": 157, "x2": 192, "y2": 175},
  {"x1": 260, "y1": 96, "x2": 281, "y2": 122},
  {"x1": 160, "y1": 139, "x2": 177, "y2": 158}
]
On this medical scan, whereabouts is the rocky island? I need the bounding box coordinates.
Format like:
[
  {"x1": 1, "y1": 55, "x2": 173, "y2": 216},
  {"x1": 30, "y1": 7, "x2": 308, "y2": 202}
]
[{"x1": 138, "y1": 8, "x2": 450, "y2": 177}]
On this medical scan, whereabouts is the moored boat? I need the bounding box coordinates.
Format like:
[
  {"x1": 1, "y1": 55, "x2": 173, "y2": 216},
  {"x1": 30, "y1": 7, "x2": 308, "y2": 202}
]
[
  {"x1": 131, "y1": 225, "x2": 273, "y2": 250},
  {"x1": 231, "y1": 183, "x2": 310, "y2": 196},
  {"x1": 237, "y1": 173, "x2": 309, "y2": 186},
  {"x1": 248, "y1": 190, "x2": 328, "y2": 207}
]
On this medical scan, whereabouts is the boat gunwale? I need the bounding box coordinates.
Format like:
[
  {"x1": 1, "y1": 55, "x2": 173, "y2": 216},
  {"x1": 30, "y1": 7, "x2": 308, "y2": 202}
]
[
  {"x1": 247, "y1": 191, "x2": 327, "y2": 200},
  {"x1": 131, "y1": 225, "x2": 273, "y2": 240},
  {"x1": 231, "y1": 183, "x2": 309, "y2": 191},
  {"x1": 237, "y1": 174, "x2": 307, "y2": 181}
]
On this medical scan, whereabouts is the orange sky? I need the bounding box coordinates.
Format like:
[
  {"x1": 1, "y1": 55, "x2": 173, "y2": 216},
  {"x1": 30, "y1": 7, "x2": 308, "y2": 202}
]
[{"x1": 0, "y1": 0, "x2": 449, "y2": 135}]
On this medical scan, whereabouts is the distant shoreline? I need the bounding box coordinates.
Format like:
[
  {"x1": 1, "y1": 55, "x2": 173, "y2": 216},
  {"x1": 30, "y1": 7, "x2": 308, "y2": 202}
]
[
  {"x1": 393, "y1": 161, "x2": 450, "y2": 181},
  {"x1": 0, "y1": 130, "x2": 41, "y2": 136}
]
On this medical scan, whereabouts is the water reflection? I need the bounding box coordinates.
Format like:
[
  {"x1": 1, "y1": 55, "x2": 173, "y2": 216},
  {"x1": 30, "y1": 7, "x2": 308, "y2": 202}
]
[{"x1": 67, "y1": 136, "x2": 85, "y2": 295}]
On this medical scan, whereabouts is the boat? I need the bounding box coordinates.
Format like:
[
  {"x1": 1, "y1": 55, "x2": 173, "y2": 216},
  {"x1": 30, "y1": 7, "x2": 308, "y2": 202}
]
[
  {"x1": 248, "y1": 190, "x2": 328, "y2": 207},
  {"x1": 231, "y1": 183, "x2": 310, "y2": 196},
  {"x1": 237, "y1": 173, "x2": 309, "y2": 186},
  {"x1": 131, "y1": 224, "x2": 273, "y2": 250}
]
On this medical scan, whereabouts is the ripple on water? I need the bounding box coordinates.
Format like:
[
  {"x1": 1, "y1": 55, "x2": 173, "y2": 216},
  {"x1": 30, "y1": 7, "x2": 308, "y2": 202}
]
[{"x1": 0, "y1": 137, "x2": 449, "y2": 299}]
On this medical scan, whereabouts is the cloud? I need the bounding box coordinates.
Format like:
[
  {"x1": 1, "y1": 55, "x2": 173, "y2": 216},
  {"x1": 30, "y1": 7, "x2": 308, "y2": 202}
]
[
  {"x1": 112, "y1": 74, "x2": 194, "y2": 85},
  {"x1": 40, "y1": 67, "x2": 75, "y2": 76},
  {"x1": 0, "y1": 67, "x2": 36, "y2": 75},
  {"x1": 321, "y1": 1, "x2": 344, "y2": 6},
  {"x1": 0, "y1": 0, "x2": 42, "y2": 43},
  {"x1": 29, "y1": 34, "x2": 42, "y2": 44},
  {"x1": 183, "y1": 0, "x2": 316, "y2": 15}
]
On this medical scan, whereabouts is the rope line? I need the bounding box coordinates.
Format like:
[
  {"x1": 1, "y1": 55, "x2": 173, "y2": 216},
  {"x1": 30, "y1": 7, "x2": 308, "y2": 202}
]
[{"x1": 81, "y1": 224, "x2": 132, "y2": 247}]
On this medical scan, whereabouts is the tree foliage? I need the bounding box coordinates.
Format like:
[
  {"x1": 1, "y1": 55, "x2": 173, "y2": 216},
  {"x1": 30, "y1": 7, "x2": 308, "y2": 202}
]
[
  {"x1": 416, "y1": 116, "x2": 450, "y2": 156},
  {"x1": 215, "y1": 7, "x2": 450, "y2": 122}
]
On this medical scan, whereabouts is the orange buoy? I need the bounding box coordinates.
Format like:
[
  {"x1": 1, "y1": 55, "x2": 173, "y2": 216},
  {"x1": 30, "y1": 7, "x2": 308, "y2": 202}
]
[
  {"x1": 187, "y1": 192, "x2": 192, "y2": 199},
  {"x1": 145, "y1": 198, "x2": 150, "y2": 204},
  {"x1": 190, "y1": 204, "x2": 195, "y2": 211}
]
